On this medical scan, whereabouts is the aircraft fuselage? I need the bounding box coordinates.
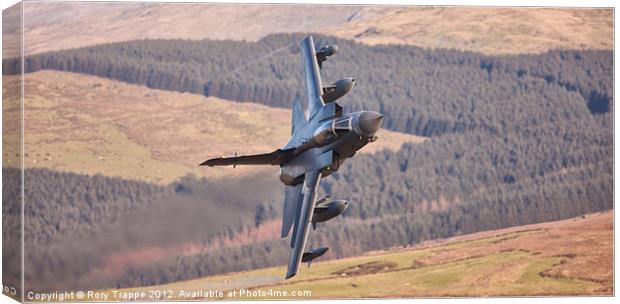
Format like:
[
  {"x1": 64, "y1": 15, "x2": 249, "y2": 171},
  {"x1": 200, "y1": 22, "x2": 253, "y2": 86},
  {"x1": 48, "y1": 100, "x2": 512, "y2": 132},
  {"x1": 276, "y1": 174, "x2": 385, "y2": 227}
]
[
  {"x1": 279, "y1": 110, "x2": 384, "y2": 186},
  {"x1": 200, "y1": 36, "x2": 385, "y2": 279}
]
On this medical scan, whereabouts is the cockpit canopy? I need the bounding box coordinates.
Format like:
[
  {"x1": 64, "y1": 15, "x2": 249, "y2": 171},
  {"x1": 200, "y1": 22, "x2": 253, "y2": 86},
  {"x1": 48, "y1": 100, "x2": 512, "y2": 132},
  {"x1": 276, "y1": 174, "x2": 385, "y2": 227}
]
[
  {"x1": 312, "y1": 116, "x2": 353, "y2": 144},
  {"x1": 333, "y1": 116, "x2": 352, "y2": 134}
]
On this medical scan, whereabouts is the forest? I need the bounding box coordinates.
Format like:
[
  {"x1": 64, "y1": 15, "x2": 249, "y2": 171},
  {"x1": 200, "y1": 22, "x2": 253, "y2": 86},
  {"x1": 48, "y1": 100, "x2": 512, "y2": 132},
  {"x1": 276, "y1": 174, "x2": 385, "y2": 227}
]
[
  {"x1": 4, "y1": 116, "x2": 612, "y2": 290},
  {"x1": 3, "y1": 33, "x2": 613, "y2": 137},
  {"x1": 1, "y1": 33, "x2": 613, "y2": 290},
  {"x1": 118, "y1": 119, "x2": 612, "y2": 287}
]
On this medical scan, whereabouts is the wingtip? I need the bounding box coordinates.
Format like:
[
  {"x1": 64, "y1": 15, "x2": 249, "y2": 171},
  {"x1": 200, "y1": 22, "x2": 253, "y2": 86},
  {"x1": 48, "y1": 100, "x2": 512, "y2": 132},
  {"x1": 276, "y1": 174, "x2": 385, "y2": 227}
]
[
  {"x1": 285, "y1": 265, "x2": 298, "y2": 280},
  {"x1": 199, "y1": 159, "x2": 217, "y2": 167},
  {"x1": 285, "y1": 271, "x2": 297, "y2": 280}
]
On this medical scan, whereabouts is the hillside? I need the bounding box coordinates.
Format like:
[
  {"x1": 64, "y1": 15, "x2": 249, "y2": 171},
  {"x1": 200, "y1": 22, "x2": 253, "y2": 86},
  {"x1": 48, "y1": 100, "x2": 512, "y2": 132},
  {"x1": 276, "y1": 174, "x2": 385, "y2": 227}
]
[
  {"x1": 2, "y1": 4, "x2": 612, "y2": 57},
  {"x1": 2, "y1": 2, "x2": 390, "y2": 57},
  {"x1": 6, "y1": 168, "x2": 288, "y2": 293},
  {"x1": 2, "y1": 35, "x2": 612, "y2": 293},
  {"x1": 2, "y1": 70, "x2": 424, "y2": 184},
  {"x1": 328, "y1": 7, "x2": 613, "y2": 55},
  {"x1": 8, "y1": 155, "x2": 610, "y2": 294},
  {"x1": 98, "y1": 211, "x2": 612, "y2": 299},
  {"x1": 10, "y1": 34, "x2": 613, "y2": 138}
]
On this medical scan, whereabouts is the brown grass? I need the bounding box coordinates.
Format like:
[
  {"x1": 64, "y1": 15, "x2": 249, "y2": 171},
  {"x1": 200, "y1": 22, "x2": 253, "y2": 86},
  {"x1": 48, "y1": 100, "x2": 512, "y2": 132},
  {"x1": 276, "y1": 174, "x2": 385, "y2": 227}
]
[
  {"x1": 3, "y1": 4, "x2": 611, "y2": 57},
  {"x1": 327, "y1": 7, "x2": 613, "y2": 54},
  {"x1": 331, "y1": 261, "x2": 398, "y2": 276},
  {"x1": 4, "y1": 2, "x2": 390, "y2": 57},
  {"x1": 93, "y1": 211, "x2": 612, "y2": 299},
  {"x1": 246, "y1": 211, "x2": 613, "y2": 297},
  {"x1": 401, "y1": 212, "x2": 613, "y2": 292}
]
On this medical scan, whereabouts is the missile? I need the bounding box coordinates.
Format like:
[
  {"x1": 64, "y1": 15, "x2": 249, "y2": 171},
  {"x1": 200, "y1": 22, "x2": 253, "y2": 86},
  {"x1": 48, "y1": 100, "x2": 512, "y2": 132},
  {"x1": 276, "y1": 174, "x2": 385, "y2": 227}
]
[
  {"x1": 302, "y1": 247, "x2": 329, "y2": 267},
  {"x1": 316, "y1": 45, "x2": 338, "y2": 68},
  {"x1": 312, "y1": 199, "x2": 349, "y2": 230},
  {"x1": 322, "y1": 78, "x2": 356, "y2": 103}
]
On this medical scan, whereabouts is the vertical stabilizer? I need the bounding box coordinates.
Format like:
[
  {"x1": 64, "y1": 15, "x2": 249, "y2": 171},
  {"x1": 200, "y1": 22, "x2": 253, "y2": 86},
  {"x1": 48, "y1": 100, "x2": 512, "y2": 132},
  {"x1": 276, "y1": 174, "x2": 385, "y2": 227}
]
[{"x1": 291, "y1": 98, "x2": 306, "y2": 135}]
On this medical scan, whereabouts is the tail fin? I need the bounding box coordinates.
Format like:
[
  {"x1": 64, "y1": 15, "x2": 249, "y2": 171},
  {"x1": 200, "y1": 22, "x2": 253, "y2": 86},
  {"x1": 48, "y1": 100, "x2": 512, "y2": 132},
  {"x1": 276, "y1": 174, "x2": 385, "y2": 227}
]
[{"x1": 291, "y1": 97, "x2": 306, "y2": 135}]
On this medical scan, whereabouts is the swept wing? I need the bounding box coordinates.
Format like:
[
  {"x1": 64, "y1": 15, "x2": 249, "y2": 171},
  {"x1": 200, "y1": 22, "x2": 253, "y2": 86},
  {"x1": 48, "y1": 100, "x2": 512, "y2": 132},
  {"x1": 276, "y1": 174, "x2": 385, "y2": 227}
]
[
  {"x1": 200, "y1": 148, "x2": 294, "y2": 167},
  {"x1": 300, "y1": 36, "x2": 325, "y2": 120},
  {"x1": 285, "y1": 170, "x2": 321, "y2": 279}
]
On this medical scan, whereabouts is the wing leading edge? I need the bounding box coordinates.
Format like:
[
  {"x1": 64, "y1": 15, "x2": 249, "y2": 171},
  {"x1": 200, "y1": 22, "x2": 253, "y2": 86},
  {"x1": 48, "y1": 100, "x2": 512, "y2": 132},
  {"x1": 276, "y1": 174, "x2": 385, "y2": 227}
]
[{"x1": 199, "y1": 148, "x2": 295, "y2": 167}]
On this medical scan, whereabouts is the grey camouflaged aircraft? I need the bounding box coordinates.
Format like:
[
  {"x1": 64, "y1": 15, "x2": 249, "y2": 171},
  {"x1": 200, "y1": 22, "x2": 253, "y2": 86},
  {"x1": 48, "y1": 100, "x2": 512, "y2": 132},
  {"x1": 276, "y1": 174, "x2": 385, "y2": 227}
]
[{"x1": 200, "y1": 36, "x2": 384, "y2": 279}]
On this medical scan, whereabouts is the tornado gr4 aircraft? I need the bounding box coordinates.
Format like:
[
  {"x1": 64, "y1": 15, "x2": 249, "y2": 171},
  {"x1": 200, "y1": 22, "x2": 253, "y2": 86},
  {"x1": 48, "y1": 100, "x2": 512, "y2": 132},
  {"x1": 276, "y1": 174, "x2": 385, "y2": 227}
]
[{"x1": 200, "y1": 36, "x2": 384, "y2": 279}]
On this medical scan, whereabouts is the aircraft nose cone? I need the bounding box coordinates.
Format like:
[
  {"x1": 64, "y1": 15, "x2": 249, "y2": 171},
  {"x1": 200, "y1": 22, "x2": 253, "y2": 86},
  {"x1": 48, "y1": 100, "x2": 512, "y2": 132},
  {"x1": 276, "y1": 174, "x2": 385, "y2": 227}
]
[{"x1": 358, "y1": 111, "x2": 384, "y2": 135}]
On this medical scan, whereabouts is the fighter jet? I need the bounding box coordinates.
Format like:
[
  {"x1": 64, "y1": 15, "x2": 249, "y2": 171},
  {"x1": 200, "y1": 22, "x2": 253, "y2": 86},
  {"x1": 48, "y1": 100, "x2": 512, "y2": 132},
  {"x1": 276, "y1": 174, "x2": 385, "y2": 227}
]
[{"x1": 200, "y1": 36, "x2": 384, "y2": 279}]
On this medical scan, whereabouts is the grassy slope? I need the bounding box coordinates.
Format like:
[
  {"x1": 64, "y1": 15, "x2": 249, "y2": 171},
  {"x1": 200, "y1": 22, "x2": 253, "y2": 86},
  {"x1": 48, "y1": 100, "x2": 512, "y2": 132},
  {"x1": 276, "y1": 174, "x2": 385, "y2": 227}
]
[
  {"x1": 327, "y1": 7, "x2": 613, "y2": 55},
  {"x1": 4, "y1": 4, "x2": 612, "y2": 57},
  {"x1": 4, "y1": 2, "x2": 389, "y2": 57},
  {"x1": 2, "y1": 71, "x2": 425, "y2": 184},
  {"x1": 95, "y1": 211, "x2": 612, "y2": 299}
]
